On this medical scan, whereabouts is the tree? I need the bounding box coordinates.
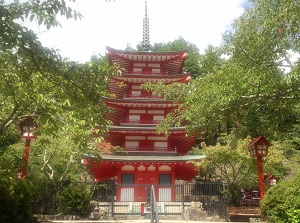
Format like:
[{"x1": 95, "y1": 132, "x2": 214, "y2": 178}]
[
  {"x1": 1, "y1": 0, "x2": 117, "y2": 209},
  {"x1": 218, "y1": 0, "x2": 300, "y2": 140},
  {"x1": 0, "y1": 1, "x2": 121, "y2": 156},
  {"x1": 146, "y1": 0, "x2": 300, "y2": 146},
  {"x1": 198, "y1": 45, "x2": 225, "y2": 76},
  {"x1": 192, "y1": 135, "x2": 288, "y2": 205},
  {"x1": 0, "y1": 0, "x2": 121, "y2": 217}
]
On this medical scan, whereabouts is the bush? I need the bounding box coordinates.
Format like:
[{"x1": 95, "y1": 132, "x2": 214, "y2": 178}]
[
  {"x1": 261, "y1": 173, "x2": 300, "y2": 223},
  {"x1": 31, "y1": 178, "x2": 58, "y2": 214},
  {"x1": 0, "y1": 175, "x2": 34, "y2": 223},
  {"x1": 57, "y1": 183, "x2": 91, "y2": 215}
]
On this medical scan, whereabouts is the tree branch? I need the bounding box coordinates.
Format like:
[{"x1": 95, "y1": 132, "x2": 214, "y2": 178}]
[
  {"x1": 40, "y1": 150, "x2": 54, "y2": 180},
  {"x1": 59, "y1": 151, "x2": 78, "y2": 182}
]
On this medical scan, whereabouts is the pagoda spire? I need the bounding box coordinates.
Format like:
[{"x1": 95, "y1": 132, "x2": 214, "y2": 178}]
[{"x1": 142, "y1": 1, "x2": 150, "y2": 51}]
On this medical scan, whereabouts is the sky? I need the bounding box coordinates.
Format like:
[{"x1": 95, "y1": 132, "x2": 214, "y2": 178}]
[{"x1": 26, "y1": 0, "x2": 250, "y2": 62}]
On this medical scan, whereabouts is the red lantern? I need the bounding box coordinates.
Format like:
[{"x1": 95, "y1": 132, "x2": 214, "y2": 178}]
[
  {"x1": 16, "y1": 116, "x2": 37, "y2": 179},
  {"x1": 248, "y1": 136, "x2": 271, "y2": 157},
  {"x1": 16, "y1": 116, "x2": 37, "y2": 140},
  {"x1": 248, "y1": 136, "x2": 272, "y2": 200}
]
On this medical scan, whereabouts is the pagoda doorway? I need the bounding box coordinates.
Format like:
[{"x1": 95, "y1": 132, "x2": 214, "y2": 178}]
[{"x1": 137, "y1": 173, "x2": 155, "y2": 202}]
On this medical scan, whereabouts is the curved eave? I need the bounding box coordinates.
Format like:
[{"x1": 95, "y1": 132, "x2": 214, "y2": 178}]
[
  {"x1": 82, "y1": 154, "x2": 205, "y2": 182},
  {"x1": 107, "y1": 46, "x2": 187, "y2": 74},
  {"x1": 108, "y1": 126, "x2": 187, "y2": 135},
  {"x1": 100, "y1": 154, "x2": 205, "y2": 162},
  {"x1": 113, "y1": 74, "x2": 191, "y2": 84},
  {"x1": 102, "y1": 97, "x2": 180, "y2": 109}
]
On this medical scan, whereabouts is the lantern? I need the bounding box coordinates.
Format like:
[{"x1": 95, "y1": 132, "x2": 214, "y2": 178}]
[
  {"x1": 16, "y1": 116, "x2": 37, "y2": 140},
  {"x1": 248, "y1": 136, "x2": 272, "y2": 200},
  {"x1": 248, "y1": 136, "x2": 271, "y2": 158},
  {"x1": 16, "y1": 116, "x2": 37, "y2": 179},
  {"x1": 266, "y1": 175, "x2": 277, "y2": 186}
]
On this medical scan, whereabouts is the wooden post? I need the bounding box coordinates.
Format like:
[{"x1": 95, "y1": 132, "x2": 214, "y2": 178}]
[
  {"x1": 19, "y1": 138, "x2": 31, "y2": 179},
  {"x1": 257, "y1": 156, "x2": 265, "y2": 200}
]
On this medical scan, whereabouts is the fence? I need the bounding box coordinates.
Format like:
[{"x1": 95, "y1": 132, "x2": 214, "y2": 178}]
[
  {"x1": 92, "y1": 181, "x2": 227, "y2": 217},
  {"x1": 32, "y1": 181, "x2": 227, "y2": 218}
]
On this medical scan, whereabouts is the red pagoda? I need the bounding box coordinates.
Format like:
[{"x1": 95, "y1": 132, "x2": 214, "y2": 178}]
[{"x1": 82, "y1": 2, "x2": 204, "y2": 203}]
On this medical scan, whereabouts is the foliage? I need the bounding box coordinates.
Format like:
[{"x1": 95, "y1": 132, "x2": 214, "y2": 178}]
[
  {"x1": 198, "y1": 45, "x2": 225, "y2": 76},
  {"x1": 142, "y1": 82, "x2": 188, "y2": 103},
  {"x1": 57, "y1": 183, "x2": 91, "y2": 215},
  {"x1": 0, "y1": 0, "x2": 120, "y2": 155},
  {"x1": 193, "y1": 135, "x2": 289, "y2": 205},
  {"x1": 30, "y1": 178, "x2": 58, "y2": 215},
  {"x1": 0, "y1": 1, "x2": 123, "y2": 194},
  {"x1": 219, "y1": 0, "x2": 300, "y2": 140},
  {"x1": 149, "y1": 0, "x2": 300, "y2": 146},
  {"x1": 27, "y1": 132, "x2": 83, "y2": 181},
  {"x1": 0, "y1": 1, "x2": 120, "y2": 217},
  {"x1": 136, "y1": 37, "x2": 202, "y2": 78},
  {"x1": 0, "y1": 174, "x2": 34, "y2": 223},
  {"x1": 261, "y1": 172, "x2": 300, "y2": 223}
]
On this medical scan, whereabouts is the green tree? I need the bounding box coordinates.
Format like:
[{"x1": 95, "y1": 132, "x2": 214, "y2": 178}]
[
  {"x1": 0, "y1": 1, "x2": 120, "y2": 153},
  {"x1": 198, "y1": 45, "x2": 225, "y2": 76},
  {"x1": 148, "y1": 0, "x2": 300, "y2": 146},
  {"x1": 219, "y1": 0, "x2": 300, "y2": 140},
  {"x1": 193, "y1": 135, "x2": 288, "y2": 205},
  {"x1": 0, "y1": 0, "x2": 119, "y2": 216}
]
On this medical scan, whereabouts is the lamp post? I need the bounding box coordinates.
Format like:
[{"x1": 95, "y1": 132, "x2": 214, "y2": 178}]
[
  {"x1": 248, "y1": 135, "x2": 271, "y2": 200},
  {"x1": 16, "y1": 117, "x2": 36, "y2": 179}
]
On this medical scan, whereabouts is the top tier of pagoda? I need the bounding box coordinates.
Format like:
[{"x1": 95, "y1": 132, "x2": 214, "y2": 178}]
[{"x1": 107, "y1": 46, "x2": 188, "y2": 75}]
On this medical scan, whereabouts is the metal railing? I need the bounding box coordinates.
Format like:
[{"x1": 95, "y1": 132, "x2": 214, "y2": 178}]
[
  {"x1": 92, "y1": 182, "x2": 227, "y2": 217},
  {"x1": 31, "y1": 181, "x2": 227, "y2": 218},
  {"x1": 150, "y1": 185, "x2": 160, "y2": 223}
]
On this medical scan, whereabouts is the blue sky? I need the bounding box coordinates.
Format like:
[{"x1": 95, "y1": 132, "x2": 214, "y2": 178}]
[{"x1": 27, "y1": 0, "x2": 250, "y2": 62}]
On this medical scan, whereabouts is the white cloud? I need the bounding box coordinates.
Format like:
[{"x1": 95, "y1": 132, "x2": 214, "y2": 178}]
[{"x1": 33, "y1": 0, "x2": 246, "y2": 62}]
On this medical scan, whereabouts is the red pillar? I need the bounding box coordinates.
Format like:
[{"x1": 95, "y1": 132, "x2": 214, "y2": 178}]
[
  {"x1": 19, "y1": 138, "x2": 31, "y2": 179},
  {"x1": 257, "y1": 155, "x2": 265, "y2": 200}
]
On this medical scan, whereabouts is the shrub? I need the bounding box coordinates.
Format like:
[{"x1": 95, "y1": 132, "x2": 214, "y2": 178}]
[
  {"x1": 0, "y1": 175, "x2": 34, "y2": 223},
  {"x1": 261, "y1": 173, "x2": 300, "y2": 223},
  {"x1": 57, "y1": 183, "x2": 91, "y2": 215}
]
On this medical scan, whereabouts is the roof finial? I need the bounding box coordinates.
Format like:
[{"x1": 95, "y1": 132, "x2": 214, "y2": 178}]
[{"x1": 142, "y1": 1, "x2": 150, "y2": 51}]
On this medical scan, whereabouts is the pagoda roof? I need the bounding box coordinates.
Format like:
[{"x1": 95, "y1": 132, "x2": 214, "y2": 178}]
[
  {"x1": 100, "y1": 154, "x2": 205, "y2": 161},
  {"x1": 113, "y1": 73, "x2": 191, "y2": 84},
  {"x1": 102, "y1": 96, "x2": 180, "y2": 109},
  {"x1": 82, "y1": 154, "x2": 205, "y2": 182},
  {"x1": 108, "y1": 125, "x2": 187, "y2": 135},
  {"x1": 107, "y1": 47, "x2": 187, "y2": 74}
]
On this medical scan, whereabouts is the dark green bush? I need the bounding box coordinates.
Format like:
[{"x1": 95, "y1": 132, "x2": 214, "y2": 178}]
[
  {"x1": 30, "y1": 178, "x2": 58, "y2": 214},
  {"x1": 0, "y1": 175, "x2": 34, "y2": 223},
  {"x1": 57, "y1": 183, "x2": 91, "y2": 215},
  {"x1": 261, "y1": 173, "x2": 300, "y2": 223}
]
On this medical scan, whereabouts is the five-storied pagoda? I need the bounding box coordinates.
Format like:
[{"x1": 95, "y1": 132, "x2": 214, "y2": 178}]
[{"x1": 82, "y1": 1, "x2": 204, "y2": 202}]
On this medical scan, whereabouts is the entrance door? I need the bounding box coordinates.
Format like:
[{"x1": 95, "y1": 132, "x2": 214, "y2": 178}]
[
  {"x1": 137, "y1": 173, "x2": 155, "y2": 202},
  {"x1": 159, "y1": 174, "x2": 172, "y2": 202},
  {"x1": 120, "y1": 174, "x2": 134, "y2": 201}
]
